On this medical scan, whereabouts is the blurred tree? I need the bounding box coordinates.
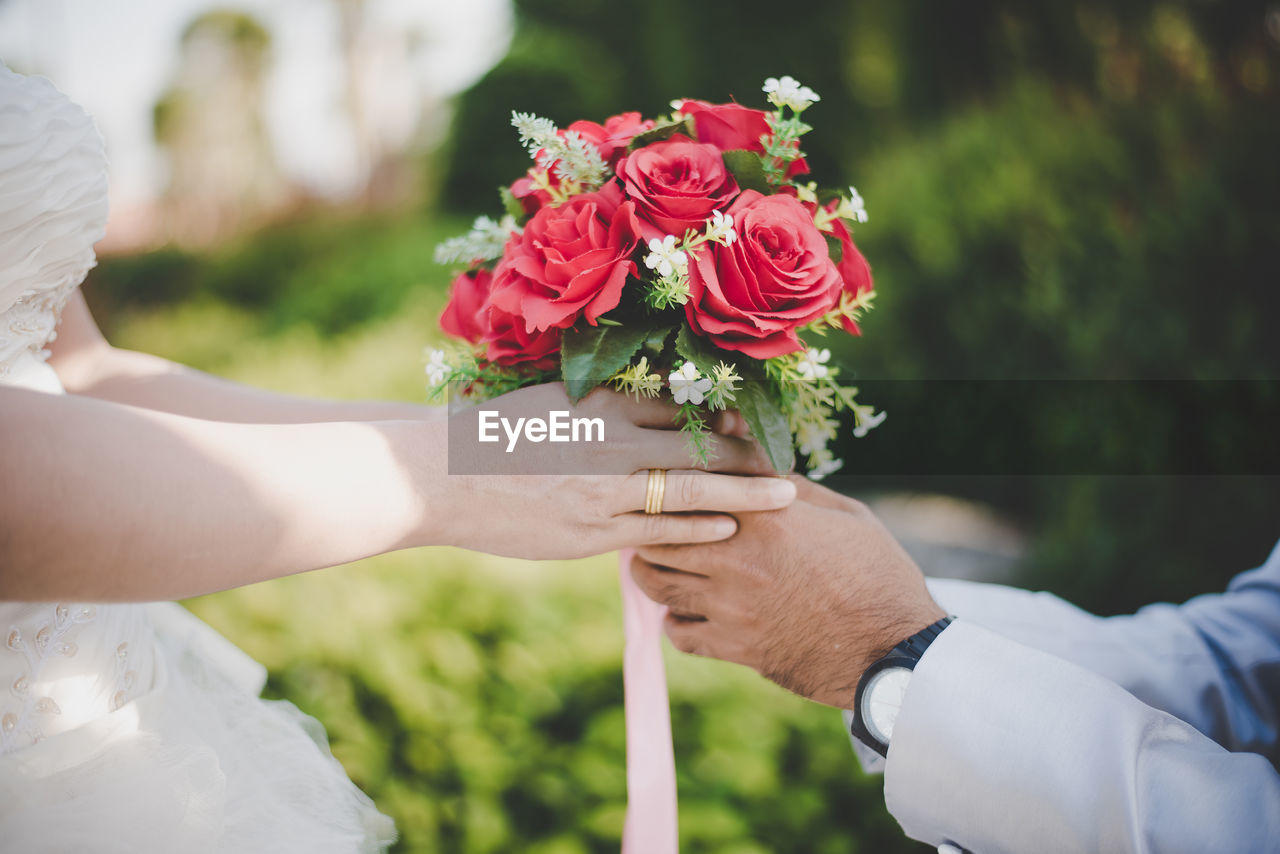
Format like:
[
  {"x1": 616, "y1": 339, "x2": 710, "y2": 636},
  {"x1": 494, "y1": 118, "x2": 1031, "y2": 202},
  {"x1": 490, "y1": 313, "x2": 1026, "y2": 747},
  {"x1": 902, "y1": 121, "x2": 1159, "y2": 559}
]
[
  {"x1": 329, "y1": 0, "x2": 435, "y2": 208},
  {"x1": 153, "y1": 10, "x2": 290, "y2": 247},
  {"x1": 441, "y1": 1, "x2": 1279, "y2": 213}
]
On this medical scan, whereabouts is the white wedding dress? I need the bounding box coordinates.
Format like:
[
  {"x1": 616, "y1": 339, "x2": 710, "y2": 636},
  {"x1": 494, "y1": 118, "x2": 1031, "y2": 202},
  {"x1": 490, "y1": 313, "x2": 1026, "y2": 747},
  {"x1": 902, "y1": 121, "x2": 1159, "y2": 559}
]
[{"x1": 0, "y1": 65, "x2": 396, "y2": 852}]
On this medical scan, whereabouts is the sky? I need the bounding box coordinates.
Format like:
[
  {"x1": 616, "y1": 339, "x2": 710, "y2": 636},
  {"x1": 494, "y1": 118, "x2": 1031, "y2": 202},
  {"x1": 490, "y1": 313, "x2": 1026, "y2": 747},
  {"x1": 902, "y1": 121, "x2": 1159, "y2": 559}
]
[{"x1": 0, "y1": 0, "x2": 513, "y2": 206}]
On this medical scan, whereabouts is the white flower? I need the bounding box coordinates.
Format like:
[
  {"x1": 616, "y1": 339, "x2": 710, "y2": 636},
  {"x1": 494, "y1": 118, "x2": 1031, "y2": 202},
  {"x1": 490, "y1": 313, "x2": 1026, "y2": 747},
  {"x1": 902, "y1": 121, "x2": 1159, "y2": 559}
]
[
  {"x1": 843, "y1": 185, "x2": 869, "y2": 223},
  {"x1": 644, "y1": 235, "x2": 689, "y2": 279},
  {"x1": 795, "y1": 348, "x2": 831, "y2": 380},
  {"x1": 706, "y1": 210, "x2": 737, "y2": 246},
  {"x1": 853, "y1": 408, "x2": 887, "y2": 438},
  {"x1": 808, "y1": 456, "x2": 845, "y2": 481},
  {"x1": 668, "y1": 361, "x2": 713, "y2": 406},
  {"x1": 796, "y1": 421, "x2": 830, "y2": 457},
  {"x1": 763, "y1": 75, "x2": 820, "y2": 111},
  {"x1": 425, "y1": 349, "x2": 450, "y2": 386}
]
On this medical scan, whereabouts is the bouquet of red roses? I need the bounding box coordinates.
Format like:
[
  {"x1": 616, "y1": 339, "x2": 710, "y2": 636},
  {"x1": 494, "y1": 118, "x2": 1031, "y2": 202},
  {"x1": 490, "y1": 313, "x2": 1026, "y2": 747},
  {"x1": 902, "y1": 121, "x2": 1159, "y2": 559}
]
[{"x1": 430, "y1": 76, "x2": 883, "y2": 476}]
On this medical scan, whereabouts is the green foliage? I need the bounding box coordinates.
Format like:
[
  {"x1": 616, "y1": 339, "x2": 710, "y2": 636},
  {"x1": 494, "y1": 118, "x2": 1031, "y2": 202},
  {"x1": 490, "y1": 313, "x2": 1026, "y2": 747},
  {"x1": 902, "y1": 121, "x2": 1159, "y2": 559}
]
[
  {"x1": 443, "y1": 1, "x2": 1278, "y2": 214},
  {"x1": 839, "y1": 83, "x2": 1279, "y2": 382},
  {"x1": 88, "y1": 213, "x2": 468, "y2": 338},
  {"x1": 672, "y1": 325, "x2": 720, "y2": 377},
  {"x1": 180, "y1": 548, "x2": 914, "y2": 854},
  {"x1": 733, "y1": 372, "x2": 796, "y2": 475},
  {"x1": 720, "y1": 150, "x2": 771, "y2": 195},
  {"x1": 560, "y1": 323, "x2": 660, "y2": 402},
  {"x1": 181, "y1": 9, "x2": 271, "y2": 56},
  {"x1": 626, "y1": 118, "x2": 694, "y2": 152},
  {"x1": 814, "y1": 79, "x2": 1280, "y2": 610}
]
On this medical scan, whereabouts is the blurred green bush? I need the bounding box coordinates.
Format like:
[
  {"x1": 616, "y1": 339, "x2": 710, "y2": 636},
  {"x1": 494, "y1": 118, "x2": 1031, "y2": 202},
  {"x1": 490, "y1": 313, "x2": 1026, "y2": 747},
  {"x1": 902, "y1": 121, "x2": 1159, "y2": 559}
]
[
  {"x1": 88, "y1": 214, "x2": 467, "y2": 337},
  {"x1": 183, "y1": 551, "x2": 911, "y2": 854},
  {"x1": 823, "y1": 79, "x2": 1280, "y2": 613}
]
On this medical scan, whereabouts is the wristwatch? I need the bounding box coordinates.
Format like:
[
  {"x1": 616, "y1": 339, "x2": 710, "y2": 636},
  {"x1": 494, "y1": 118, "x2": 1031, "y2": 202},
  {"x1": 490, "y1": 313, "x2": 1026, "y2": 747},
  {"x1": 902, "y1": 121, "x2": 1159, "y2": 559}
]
[{"x1": 850, "y1": 616, "x2": 954, "y2": 757}]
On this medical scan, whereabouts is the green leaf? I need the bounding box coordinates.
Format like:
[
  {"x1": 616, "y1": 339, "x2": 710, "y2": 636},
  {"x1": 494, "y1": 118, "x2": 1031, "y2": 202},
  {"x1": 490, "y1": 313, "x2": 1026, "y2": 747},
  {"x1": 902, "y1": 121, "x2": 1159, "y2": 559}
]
[
  {"x1": 674, "y1": 325, "x2": 724, "y2": 376},
  {"x1": 643, "y1": 326, "x2": 675, "y2": 356},
  {"x1": 824, "y1": 232, "x2": 844, "y2": 263},
  {"x1": 734, "y1": 374, "x2": 796, "y2": 474},
  {"x1": 721, "y1": 150, "x2": 772, "y2": 194},
  {"x1": 499, "y1": 185, "x2": 526, "y2": 222},
  {"x1": 559, "y1": 324, "x2": 655, "y2": 403},
  {"x1": 627, "y1": 118, "x2": 694, "y2": 152},
  {"x1": 816, "y1": 187, "x2": 845, "y2": 206}
]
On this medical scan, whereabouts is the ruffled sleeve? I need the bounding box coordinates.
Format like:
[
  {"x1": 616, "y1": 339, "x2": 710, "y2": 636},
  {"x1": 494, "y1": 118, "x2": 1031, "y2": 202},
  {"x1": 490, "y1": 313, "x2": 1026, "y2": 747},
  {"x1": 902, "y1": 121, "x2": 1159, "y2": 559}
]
[{"x1": 0, "y1": 63, "x2": 109, "y2": 374}]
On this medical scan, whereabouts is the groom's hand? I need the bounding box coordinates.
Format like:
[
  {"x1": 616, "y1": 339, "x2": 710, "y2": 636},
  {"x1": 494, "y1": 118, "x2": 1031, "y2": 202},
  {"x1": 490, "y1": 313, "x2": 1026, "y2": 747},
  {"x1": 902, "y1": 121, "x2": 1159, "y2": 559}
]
[{"x1": 630, "y1": 477, "x2": 946, "y2": 709}]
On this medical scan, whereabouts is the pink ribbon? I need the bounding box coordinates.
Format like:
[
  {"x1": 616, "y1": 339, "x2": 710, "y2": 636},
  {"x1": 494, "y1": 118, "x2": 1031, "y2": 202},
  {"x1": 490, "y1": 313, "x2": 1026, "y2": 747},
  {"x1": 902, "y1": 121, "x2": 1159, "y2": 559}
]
[{"x1": 618, "y1": 548, "x2": 678, "y2": 853}]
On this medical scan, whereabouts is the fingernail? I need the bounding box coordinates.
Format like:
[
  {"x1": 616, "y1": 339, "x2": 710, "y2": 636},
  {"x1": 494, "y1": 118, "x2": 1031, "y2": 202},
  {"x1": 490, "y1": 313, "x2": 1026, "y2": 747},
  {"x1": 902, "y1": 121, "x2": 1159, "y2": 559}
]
[
  {"x1": 713, "y1": 517, "x2": 738, "y2": 538},
  {"x1": 767, "y1": 478, "x2": 797, "y2": 504}
]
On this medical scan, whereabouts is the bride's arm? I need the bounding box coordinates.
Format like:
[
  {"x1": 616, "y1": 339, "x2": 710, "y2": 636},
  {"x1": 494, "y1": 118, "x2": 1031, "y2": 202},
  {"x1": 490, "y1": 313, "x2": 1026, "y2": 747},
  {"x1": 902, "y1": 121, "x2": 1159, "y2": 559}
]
[
  {"x1": 0, "y1": 384, "x2": 792, "y2": 602},
  {"x1": 47, "y1": 293, "x2": 436, "y2": 423},
  {"x1": 0, "y1": 386, "x2": 431, "y2": 600}
]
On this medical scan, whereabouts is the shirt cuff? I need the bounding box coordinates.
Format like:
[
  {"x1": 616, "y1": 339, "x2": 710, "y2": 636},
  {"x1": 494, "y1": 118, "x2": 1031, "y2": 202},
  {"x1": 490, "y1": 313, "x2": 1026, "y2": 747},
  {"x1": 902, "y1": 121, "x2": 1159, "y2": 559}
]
[{"x1": 882, "y1": 619, "x2": 1068, "y2": 851}]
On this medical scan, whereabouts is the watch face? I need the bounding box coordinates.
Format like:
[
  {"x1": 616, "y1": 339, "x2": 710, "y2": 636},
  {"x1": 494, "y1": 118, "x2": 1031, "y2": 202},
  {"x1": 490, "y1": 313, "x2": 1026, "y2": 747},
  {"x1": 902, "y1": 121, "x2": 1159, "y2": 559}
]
[{"x1": 861, "y1": 666, "x2": 913, "y2": 745}]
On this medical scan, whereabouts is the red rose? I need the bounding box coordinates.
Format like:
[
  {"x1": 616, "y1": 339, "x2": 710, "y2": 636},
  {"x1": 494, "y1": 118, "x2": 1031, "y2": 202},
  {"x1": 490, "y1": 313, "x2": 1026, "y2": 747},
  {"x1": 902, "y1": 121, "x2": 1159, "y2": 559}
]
[
  {"x1": 677, "y1": 99, "x2": 808, "y2": 178},
  {"x1": 483, "y1": 290, "x2": 562, "y2": 369},
  {"x1": 684, "y1": 190, "x2": 841, "y2": 358},
  {"x1": 507, "y1": 114, "x2": 655, "y2": 215},
  {"x1": 569, "y1": 112, "x2": 655, "y2": 167},
  {"x1": 829, "y1": 214, "x2": 874, "y2": 335},
  {"x1": 616, "y1": 134, "x2": 739, "y2": 241},
  {"x1": 440, "y1": 269, "x2": 492, "y2": 344},
  {"x1": 489, "y1": 181, "x2": 642, "y2": 332},
  {"x1": 439, "y1": 267, "x2": 560, "y2": 367}
]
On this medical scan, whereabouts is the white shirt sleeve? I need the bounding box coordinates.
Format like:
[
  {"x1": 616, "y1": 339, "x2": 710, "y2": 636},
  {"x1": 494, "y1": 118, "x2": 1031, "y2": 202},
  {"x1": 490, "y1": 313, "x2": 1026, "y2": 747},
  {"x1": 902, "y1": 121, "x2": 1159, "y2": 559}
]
[
  {"x1": 880, "y1": 620, "x2": 1280, "y2": 853},
  {"x1": 844, "y1": 540, "x2": 1280, "y2": 851},
  {"x1": 924, "y1": 538, "x2": 1280, "y2": 757}
]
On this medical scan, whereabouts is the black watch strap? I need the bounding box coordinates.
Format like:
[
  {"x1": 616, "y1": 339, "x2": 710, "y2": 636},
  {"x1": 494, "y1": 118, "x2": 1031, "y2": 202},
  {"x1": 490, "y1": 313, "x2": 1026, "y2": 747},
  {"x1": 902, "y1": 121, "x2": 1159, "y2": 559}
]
[
  {"x1": 890, "y1": 615, "x2": 954, "y2": 660},
  {"x1": 850, "y1": 616, "x2": 954, "y2": 757}
]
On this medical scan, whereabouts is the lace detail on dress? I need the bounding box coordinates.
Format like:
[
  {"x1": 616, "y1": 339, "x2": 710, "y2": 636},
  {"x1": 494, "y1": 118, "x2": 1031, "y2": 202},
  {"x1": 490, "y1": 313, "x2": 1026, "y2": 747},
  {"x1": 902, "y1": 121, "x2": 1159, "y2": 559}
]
[
  {"x1": 1, "y1": 603, "x2": 97, "y2": 753},
  {"x1": 112, "y1": 638, "x2": 140, "y2": 712},
  {"x1": 0, "y1": 279, "x2": 82, "y2": 380}
]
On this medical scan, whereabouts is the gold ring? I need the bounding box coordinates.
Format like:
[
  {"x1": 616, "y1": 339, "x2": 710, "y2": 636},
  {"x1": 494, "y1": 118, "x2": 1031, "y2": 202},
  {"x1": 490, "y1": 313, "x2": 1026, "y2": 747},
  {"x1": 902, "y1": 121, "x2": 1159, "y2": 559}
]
[{"x1": 644, "y1": 468, "x2": 667, "y2": 515}]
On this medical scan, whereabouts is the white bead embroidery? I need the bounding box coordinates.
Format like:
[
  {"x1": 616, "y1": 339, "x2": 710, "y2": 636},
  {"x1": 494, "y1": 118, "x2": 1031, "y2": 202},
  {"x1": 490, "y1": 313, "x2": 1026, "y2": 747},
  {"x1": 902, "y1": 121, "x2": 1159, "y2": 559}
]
[{"x1": 1, "y1": 603, "x2": 95, "y2": 753}]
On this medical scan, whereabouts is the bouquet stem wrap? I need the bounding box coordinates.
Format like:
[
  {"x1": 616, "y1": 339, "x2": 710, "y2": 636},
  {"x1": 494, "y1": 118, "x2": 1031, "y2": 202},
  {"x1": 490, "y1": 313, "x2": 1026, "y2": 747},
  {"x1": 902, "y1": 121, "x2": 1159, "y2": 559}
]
[{"x1": 618, "y1": 548, "x2": 678, "y2": 853}]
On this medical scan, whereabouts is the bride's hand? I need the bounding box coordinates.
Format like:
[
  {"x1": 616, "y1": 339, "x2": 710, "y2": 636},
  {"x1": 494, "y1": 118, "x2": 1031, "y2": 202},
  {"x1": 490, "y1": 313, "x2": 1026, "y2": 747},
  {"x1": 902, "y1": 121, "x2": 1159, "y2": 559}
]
[{"x1": 423, "y1": 383, "x2": 794, "y2": 560}]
